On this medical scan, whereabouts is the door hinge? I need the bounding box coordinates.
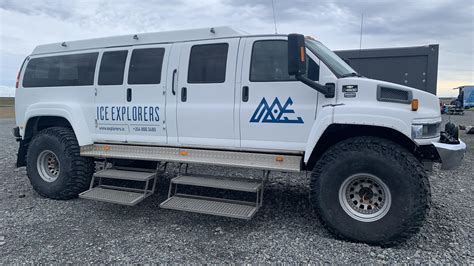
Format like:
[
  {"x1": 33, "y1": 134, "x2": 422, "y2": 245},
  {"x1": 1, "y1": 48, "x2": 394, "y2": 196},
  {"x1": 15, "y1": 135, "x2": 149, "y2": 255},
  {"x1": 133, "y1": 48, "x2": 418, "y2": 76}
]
[
  {"x1": 95, "y1": 119, "x2": 98, "y2": 128},
  {"x1": 94, "y1": 87, "x2": 97, "y2": 96}
]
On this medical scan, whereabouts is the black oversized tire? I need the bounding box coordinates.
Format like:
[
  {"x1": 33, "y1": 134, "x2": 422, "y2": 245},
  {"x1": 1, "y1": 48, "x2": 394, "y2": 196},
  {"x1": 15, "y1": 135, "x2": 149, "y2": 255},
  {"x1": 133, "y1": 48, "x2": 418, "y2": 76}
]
[
  {"x1": 310, "y1": 137, "x2": 431, "y2": 246},
  {"x1": 26, "y1": 127, "x2": 94, "y2": 199}
]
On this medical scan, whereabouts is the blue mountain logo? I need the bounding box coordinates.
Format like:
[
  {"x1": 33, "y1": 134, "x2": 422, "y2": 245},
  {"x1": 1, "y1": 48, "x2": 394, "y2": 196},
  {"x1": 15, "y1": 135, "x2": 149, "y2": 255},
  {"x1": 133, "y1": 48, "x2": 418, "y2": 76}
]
[{"x1": 250, "y1": 97, "x2": 304, "y2": 124}]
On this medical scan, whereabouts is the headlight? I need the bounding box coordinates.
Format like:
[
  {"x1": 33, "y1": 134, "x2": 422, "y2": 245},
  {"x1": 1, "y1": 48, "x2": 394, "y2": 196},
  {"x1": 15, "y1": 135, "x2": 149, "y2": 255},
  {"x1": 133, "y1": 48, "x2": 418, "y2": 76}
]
[{"x1": 411, "y1": 122, "x2": 441, "y2": 139}]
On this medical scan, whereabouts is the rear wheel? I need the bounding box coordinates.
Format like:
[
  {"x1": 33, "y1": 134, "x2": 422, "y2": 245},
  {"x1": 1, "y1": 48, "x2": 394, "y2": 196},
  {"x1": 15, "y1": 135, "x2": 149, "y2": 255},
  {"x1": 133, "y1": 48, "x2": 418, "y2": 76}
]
[
  {"x1": 26, "y1": 127, "x2": 94, "y2": 199},
  {"x1": 310, "y1": 137, "x2": 431, "y2": 246}
]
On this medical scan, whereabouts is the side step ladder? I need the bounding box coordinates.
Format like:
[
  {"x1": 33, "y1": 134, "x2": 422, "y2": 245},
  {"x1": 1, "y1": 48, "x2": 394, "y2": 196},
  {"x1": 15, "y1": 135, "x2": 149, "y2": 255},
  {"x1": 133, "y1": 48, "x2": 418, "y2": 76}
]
[
  {"x1": 160, "y1": 170, "x2": 267, "y2": 220},
  {"x1": 79, "y1": 167, "x2": 158, "y2": 206}
]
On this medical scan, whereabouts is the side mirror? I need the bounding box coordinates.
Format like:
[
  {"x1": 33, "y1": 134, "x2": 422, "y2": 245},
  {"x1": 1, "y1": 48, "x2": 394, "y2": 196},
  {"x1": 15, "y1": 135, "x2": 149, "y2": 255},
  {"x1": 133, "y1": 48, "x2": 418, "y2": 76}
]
[
  {"x1": 288, "y1": 33, "x2": 335, "y2": 98},
  {"x1": 288, "y1": 33, "x2": 307, "y2": 76}
]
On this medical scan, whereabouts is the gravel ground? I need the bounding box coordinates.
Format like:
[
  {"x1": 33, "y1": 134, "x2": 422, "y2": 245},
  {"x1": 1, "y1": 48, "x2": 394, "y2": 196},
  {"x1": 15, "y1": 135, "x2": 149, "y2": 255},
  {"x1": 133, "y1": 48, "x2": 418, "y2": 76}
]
[{"x1": 1, "y1": 114, "x2": 473, "y2": 263}]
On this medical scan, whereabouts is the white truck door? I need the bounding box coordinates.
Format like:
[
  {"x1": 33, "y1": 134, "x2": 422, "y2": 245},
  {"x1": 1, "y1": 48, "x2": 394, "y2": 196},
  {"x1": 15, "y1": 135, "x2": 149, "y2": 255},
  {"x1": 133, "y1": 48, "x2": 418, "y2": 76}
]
[
  {"x1": 125, "y1": 44, "x2": 171, "y2": 144},
  {"x1": 239, "y1": 37, "x2": 320, "y2": 152},
  {"x1": 176, "y1": 38, "x2": 240, "y2": 147},
  {"x1": 94, "y1": 47, "x2": 131, "y2": 143}
]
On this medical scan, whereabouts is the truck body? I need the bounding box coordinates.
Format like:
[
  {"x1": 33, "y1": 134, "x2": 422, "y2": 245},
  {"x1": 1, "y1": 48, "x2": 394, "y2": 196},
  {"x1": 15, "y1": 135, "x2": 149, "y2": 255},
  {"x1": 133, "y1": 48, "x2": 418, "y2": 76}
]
[
  {"x1": 335, "y1": 44, "x2": 439, "y2": 95},
  {"x1": 12, "y1": 27, "x2": 466, "y2": 246},
  {"x1": 458, "y1": 85, "x2": 474, "y2": 108}
]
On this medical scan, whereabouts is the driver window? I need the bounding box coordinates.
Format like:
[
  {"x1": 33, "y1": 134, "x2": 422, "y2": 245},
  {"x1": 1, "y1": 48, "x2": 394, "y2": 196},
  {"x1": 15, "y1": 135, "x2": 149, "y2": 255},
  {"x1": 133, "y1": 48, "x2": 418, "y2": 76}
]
[{"x1": 250, "y1": 40, "x2": 319, "y2": 82}]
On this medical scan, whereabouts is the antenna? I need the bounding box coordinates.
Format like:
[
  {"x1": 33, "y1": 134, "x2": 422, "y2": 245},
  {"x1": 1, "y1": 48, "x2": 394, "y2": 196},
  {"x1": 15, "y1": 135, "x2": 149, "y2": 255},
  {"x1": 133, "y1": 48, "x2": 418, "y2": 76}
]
[
  {"x1": 359, "y1": 13, "x2": 364, "y2": 49},
  {"x1": 271, "y1": 0, "x2": 278, "y2": 34}
]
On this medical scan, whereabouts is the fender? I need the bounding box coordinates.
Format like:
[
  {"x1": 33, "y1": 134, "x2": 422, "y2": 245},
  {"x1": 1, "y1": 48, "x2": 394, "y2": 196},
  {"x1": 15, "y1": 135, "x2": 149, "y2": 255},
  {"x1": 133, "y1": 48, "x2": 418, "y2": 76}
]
[
  {"x1": 332, "y1": 105, "x2": 412, "y2": 137},
  {"x1": 304, "y1": 105, "x2": 335, "y2": 162},
  {"x1": 304, "y1": 105, "x2": 413, "y2": 163},
  {"x1": 24, "y1": 102, "x2": 93, "y2": 146}
]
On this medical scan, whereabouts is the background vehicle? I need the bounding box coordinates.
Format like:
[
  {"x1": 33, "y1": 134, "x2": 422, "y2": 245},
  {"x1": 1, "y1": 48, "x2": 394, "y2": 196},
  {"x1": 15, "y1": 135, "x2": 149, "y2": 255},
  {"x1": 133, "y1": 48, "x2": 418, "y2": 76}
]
[
  {"x1": 455, "y1": 85, "x2": 474, "y2": 109},
  {"x1": 12, "y1": 27, "x2": 466, "y2": 246}
]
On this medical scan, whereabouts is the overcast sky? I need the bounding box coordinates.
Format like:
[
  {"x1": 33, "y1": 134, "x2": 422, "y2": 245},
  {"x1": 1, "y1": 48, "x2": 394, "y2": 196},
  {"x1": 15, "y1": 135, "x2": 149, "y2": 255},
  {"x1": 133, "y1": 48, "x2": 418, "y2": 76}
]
[{"x1": 0, "y1": 0, "x2": 473, "y2": 96}]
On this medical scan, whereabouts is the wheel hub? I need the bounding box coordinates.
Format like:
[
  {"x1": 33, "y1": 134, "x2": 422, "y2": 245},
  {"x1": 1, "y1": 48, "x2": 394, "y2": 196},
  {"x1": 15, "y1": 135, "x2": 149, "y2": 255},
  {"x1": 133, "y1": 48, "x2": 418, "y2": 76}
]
[
  {"x1": 37, "y1": 150, "x2": 60, "y2": 182},
  {"x1": 339, "y1": 173, "x2": 391, "y2": 222}
]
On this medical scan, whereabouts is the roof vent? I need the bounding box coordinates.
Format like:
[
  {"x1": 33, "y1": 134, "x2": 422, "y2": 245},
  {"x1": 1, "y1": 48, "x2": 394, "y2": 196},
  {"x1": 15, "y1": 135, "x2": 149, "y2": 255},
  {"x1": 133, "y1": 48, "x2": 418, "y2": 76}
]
[
  {"x1": 61, "y1": 42, "x2": 67, "y2": 47},
  {"x1": 210, "y1": 27, "x2": 215, "y2": 34},
  {"x1": 133, "y1": 34, "x2": 139, "y2": 40}
]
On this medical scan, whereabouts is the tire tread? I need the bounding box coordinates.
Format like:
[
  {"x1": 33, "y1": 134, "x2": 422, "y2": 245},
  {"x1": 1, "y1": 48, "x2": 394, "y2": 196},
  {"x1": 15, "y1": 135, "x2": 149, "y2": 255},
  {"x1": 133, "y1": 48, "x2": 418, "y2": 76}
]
[
  {"x1": 310, "y1": 136, "x2": 431, "y2": 246},
  {"x1": 26, "y1": 127, "x2": 94, "y2": 200}
]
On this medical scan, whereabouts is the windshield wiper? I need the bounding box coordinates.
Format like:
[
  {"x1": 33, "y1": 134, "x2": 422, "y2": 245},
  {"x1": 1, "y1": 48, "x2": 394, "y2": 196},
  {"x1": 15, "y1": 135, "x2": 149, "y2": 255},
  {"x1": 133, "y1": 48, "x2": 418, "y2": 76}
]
[{"x1": 340, "y1": 72, "x2": 362, "y2": 78}]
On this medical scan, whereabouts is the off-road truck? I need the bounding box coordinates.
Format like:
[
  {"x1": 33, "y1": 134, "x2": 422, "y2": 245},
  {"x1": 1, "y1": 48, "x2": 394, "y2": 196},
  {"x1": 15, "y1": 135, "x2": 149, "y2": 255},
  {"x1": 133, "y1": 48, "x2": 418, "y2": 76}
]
[{"x1": 13, "y1": 27, "x2": 466, "y2": 245}]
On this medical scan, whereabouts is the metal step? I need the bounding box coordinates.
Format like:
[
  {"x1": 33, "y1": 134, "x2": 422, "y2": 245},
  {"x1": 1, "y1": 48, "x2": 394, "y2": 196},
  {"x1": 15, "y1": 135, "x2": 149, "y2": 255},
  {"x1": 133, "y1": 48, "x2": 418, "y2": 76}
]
[
  {"x1": 94, "y1": 168, "x2": 155, "y2": 181},
  {"x1": 80, "y1": 144, "x2": 302, "y2": 172},
  {"x1": 171, "y1": 175, "x2": 262, "y2": 192},
  {"x1": 79, "y1": 187, "x2": 148, "y2": 206},
  {"x1": 160, "y1": 194, "x2": 258, "y2": 220}
]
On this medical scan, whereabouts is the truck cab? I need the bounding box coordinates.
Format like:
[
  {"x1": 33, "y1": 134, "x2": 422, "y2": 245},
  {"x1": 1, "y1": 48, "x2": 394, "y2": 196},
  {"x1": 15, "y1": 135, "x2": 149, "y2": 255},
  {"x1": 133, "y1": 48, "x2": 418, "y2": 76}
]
[{"x1": 12, "y1": 27, "x2": 466, "y2": 246}]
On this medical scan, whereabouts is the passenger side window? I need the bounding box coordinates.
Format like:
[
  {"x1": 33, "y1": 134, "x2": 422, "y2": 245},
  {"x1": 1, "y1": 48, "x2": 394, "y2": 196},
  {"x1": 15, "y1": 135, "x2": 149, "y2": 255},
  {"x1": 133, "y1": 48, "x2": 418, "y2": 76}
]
[
  {"x1": 23, "y1": 53, "x2": 98, "y2": 87},
  {"x1": 128, "y1": 48, "x2": 165, "y2": 84},
  {"x1": 98, "y1": 50, "x2": 128, "y2": 85},
  {"x1": 188, "y1": 43, "x2": 228, "y2": 83},
  {"x1": 250, "y1": 40, "x2": 319, "y2": 82}
]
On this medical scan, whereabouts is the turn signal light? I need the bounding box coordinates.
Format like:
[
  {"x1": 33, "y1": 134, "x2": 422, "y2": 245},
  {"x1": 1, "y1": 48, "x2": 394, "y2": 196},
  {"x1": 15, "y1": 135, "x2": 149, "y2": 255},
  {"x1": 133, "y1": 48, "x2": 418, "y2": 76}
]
[
  {"x1": 180, "y1": 151, "x2": 189, "y2": 156},
  {"x1": 411, "y1": 99, "x2": 419, "y2": 111},
  {"x1": 275, "y1": 156, "x2": 284, "y2": 162}
]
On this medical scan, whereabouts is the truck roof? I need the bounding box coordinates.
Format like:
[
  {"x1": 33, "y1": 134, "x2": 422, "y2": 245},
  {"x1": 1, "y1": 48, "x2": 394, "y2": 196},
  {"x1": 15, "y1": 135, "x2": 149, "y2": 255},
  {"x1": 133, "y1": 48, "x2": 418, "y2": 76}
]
[{"x1": 32, "y1": 26, "x2": 282, "y2": 56}]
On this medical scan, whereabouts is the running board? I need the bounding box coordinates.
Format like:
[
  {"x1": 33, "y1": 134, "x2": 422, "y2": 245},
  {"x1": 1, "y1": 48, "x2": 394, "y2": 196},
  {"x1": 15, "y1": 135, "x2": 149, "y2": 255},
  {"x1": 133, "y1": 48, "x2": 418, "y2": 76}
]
[
  {"x1": 79, "y1": 168, "x2": 158, "y2": 206},
  {"x1": 160, "y1": 174, "x2": 265, "y2": 220},
  {"x1": 80, "y1": 144, "x2": 302, "y2": 172},
  {"x1": 80, "y1": 187, "x2": 149, "y2": 206},
  {"x1": 160, "y1": 194, "x2": 258, "y2": 220}
]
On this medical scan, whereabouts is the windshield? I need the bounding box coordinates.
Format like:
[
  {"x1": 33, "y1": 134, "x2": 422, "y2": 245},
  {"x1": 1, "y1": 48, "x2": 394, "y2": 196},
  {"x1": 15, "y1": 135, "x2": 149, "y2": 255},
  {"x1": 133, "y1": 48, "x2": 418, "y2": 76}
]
[{"x1": 306, "y1": 39, "x2": 359, "y2": 77}]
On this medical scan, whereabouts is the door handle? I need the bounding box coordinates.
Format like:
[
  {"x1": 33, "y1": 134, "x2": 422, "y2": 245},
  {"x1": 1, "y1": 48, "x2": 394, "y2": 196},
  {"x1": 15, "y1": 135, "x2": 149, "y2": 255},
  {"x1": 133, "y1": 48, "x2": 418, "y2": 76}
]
[
  {"x1": 242, "y1": 86, "x2": 249, "y2": 102},
  {"x1": 172, "y1": 69, "x2": 177, "y2": 95},
  {"x1": 127, "y1": 88, "x2": 132, "y2": 102},
  {"x1": 181, "y1": 87, "x2": 187, "y2": 102}
]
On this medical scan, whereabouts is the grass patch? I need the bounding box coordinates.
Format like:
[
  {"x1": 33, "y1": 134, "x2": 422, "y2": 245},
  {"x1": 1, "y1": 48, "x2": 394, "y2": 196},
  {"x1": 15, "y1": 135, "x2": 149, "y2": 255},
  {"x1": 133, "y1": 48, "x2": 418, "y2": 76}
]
[{"x1": 0, "y1": 107, "x2": 15, "y2": 119}]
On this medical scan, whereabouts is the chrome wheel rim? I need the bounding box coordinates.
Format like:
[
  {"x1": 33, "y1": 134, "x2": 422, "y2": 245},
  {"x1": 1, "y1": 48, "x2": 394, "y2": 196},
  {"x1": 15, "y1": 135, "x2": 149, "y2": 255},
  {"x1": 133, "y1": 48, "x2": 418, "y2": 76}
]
[
  {"x1": 37, "y1": 150, "x2": 60, "y2": 182},
  {"x1": 338, "y1": 173, "x2": 391, "y2": 222}
]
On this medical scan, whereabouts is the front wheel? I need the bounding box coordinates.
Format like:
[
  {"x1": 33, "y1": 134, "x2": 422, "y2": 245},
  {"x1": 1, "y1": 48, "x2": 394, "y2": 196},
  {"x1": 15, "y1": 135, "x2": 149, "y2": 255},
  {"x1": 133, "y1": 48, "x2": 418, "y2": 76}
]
[{"x1": 310, "y1": 137, "x2": 431, "y2": 246}]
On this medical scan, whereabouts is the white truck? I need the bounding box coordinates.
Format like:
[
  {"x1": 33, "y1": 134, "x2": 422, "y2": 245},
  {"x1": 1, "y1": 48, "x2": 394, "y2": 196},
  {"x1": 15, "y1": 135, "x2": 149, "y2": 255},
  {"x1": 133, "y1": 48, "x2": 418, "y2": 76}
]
[{"x1": 13, "y1": 27, "x2": 466, "y2": 246}]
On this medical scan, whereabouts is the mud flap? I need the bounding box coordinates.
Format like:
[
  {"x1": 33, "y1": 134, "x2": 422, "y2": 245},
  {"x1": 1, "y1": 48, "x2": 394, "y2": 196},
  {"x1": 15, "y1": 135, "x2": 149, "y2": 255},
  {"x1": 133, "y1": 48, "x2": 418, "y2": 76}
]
[{"x1": 16, "y1": 140, "x2": 28, "y2": 167}]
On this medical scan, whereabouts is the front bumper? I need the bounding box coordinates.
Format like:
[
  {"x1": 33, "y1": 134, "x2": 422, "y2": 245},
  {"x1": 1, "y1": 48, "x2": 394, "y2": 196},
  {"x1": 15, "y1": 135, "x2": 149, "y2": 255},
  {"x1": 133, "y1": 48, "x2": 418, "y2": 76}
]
[{"x1": 432, "y1": 139, "x2": 466, "y2": 170}]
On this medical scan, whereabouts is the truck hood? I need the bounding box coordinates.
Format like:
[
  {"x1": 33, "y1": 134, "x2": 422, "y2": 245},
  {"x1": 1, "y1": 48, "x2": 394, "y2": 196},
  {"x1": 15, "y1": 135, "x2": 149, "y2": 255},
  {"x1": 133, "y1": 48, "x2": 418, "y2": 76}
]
[{"x1": 337, "y1": 77, "x2": 441, "y2": 121}]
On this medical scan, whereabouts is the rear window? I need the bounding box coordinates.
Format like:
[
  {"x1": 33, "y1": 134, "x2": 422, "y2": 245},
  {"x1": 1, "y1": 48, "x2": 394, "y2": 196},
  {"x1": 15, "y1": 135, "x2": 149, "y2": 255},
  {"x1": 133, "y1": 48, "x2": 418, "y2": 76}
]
[
  {"x1": 23, "y1": 53, "x2": 98, "y2": 87},
  {"x1": 188, "y1": 43, "x2": 228, "y2": 83},
  {"x1": 98, "y1": 50, "x2": 128, "y2": 85},
  {"x1": 128, "y1": 48, "x2": 165, "y2": 84}
]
